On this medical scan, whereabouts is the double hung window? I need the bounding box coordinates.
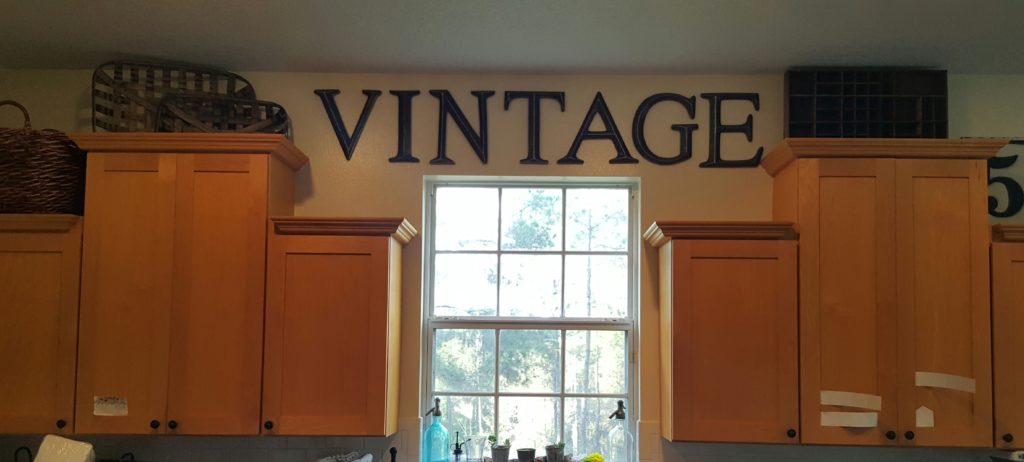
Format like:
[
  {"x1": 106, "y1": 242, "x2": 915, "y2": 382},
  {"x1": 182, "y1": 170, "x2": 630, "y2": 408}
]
[{"x1": 423, "y1": 180, "x2": 637, "y2": 459}]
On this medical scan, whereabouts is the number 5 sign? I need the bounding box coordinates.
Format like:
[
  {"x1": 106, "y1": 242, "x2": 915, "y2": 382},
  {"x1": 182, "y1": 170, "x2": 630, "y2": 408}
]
[{"x1": 989, "y1": 140, "x2": 1024, "y2": 221}]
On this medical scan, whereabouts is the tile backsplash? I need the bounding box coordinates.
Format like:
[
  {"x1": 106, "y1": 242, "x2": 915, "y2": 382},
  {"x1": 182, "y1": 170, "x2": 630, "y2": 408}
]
[
  {"x1": 658, "y1": 441, "x2": 1005, "y2": 462},
  {"x1": 0, "y1": 435, "x2": 399, "y2": 462},
  {"x1": 0, "y1": 435, "x2": 1009, "y2": 462}
]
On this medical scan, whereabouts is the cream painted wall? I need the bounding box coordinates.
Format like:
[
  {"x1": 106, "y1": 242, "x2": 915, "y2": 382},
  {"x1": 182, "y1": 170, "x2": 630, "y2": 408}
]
[
  {"x1": 3, "y1": 70, "x2": 1022, "y2": 462},
  {"x1": 950, "y1": 74, "x2": 1024, "y2": 138}
]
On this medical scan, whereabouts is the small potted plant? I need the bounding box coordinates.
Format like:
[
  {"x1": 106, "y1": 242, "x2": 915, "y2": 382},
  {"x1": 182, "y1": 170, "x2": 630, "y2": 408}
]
[
  {"x1": 516, "y1": 447, "x2": 536, "y2": 462},
  {"x1": 544, "y1": 442, "x2": 564, "y2": 462},
  {"x1": 488, "y1": 436, "x2": 511, "y2": 462}
]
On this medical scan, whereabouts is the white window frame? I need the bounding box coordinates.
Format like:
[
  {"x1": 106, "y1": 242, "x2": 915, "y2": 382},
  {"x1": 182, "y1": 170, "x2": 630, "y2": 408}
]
[{"x1": 420, "y1": 176, "x2": 640, "y2": 452}]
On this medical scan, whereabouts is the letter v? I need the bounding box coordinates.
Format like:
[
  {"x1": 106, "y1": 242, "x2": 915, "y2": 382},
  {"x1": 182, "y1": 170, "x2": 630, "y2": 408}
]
[{"x1": 315, "y1": 89, "x2": 382, "y2": 160}]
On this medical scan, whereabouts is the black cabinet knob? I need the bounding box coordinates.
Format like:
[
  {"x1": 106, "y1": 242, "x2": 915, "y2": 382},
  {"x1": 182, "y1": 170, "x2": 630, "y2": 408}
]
[
  {"x1": 786, "y1": 428, "x2": 797, "y2": 438},
  {"x1": 56, "y1": 419, "x2": 66, "y2": 429},
  {"x1": 264, "y1": 420, "x2": 274, "y2": 430},
  {"x1": 168, "y1": 420, "x2": 178, "y2": 430},
  {"x1": 149, "y1": 420, "x2": 160, "y2": 429},
  {"x1": 885, "y1": 431, "x2": 896, "y2": 440},
  {"x1": 1004, "y1": 433, "x2": 1015, "y2": 443},
  {"x1": 904, "y1": 431, "x2": 915, "y2": 440}
]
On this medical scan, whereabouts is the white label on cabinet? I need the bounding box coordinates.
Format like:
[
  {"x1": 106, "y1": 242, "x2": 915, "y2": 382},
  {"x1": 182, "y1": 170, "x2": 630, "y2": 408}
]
[
  {"x1": 93, "y1": 396, "x2": 128, "y2": 416},
  {"x1": 915, "y1": 371, "x2": 976, "y2": 394},
  {"x1": 820, "y1": 390, "x2": 882, "y2": 411},
  {"x1": 915, "y1": 406, "x2": 935, "y2": 428},
  {"x1": 820, "y1": 411, "x2": 878, "y2": 428}
]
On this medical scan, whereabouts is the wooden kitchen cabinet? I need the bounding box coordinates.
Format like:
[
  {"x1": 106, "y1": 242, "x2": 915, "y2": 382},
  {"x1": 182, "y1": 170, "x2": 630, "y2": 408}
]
[
  {"x1": 764, "y1": 138, "x2": 1003, "y2": 447},
  {"x1": 71, "y1": 133, "x2": 308, "y2": 435},
  {"x1": 645, "y1": 222, "x2": 799, "y2": 444},
  {"x1": 262, "y1": 217, "x2": 415, "y2": 436},
  {"x1": 992, "y1": 225, "x2": 1024, "y2": 449},
  {"x1": 0, "y1": 215, "x2": 82, "y2": 434},
  {"x1": 894, "y1": 158, "x2": 992, "y2": 447}
]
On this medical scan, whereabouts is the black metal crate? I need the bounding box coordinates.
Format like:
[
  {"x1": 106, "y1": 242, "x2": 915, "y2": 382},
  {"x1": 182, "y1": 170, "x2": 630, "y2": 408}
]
[{"x1": 785, "y1": 69, "x2": 947, "y2": 139}]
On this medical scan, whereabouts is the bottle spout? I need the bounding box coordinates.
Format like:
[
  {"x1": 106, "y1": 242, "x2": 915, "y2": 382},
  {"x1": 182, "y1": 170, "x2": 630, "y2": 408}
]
[
  {"x1": 609, "y1": 400, "x2": 626, "y2": 420},
  {"x1": 425, "y1": 397, "x2": 442, "y2": 417}
]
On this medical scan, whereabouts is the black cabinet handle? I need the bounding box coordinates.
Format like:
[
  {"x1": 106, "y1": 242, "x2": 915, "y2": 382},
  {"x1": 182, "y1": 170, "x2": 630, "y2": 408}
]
[
  {"x1": 885, "y1": 431, "x2": 896, "y2": 440},
  {"x1": 786, "y1": 428, "x2": 797, "y2": 438},
  {"x1": 1004, "y1": 433, "x2": 1015, "y2": 443},
  {"x1": 168, "y1": 420, "x2": 178, "y2": 430},
  {"x1": 904, "y1": 431, "x2": 915, "y2": 440},
  {"x1": 149, "y1": 420, "x2": 160, "y2": 429},
  {"x1": 264, "y1": 420, "x2": 274, "y2": 430},
  {"x1": 56, "y1": 419, "x2": 66, "y2": 429}
]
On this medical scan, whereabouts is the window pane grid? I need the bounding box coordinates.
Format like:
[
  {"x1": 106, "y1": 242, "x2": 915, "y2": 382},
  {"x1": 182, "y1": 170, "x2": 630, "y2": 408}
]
[
  {"x1": 430, "y1": 326, "x2": 629, "y2": 447},
  {"x1": 430, "y1": 185, "x2": 630, "y2": 320},
  {"x1": 427, "y1": 182, "x2": 634, "y2": 454}
]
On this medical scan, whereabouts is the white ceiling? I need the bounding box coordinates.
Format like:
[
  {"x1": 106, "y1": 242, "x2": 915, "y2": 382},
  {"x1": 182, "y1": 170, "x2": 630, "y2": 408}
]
[{"x1": 3, "y1": 0, "x2": 1023, "y2": 74}]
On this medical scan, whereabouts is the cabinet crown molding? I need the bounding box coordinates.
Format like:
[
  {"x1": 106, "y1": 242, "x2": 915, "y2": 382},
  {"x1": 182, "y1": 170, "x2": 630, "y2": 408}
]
[
  {"x1": 993, "y1": 225, "x2": 1024, "y2": 242},
  {"x1": 69, "y1": 133, "x2": 309, "y2": 171},
  {"x1": 271, "y1": 217, "x2": 418, "y2": 244},
  {"x1": 643, "y1": 221, "x2": 797, "y2": 248},
  {"x1": 761, "y1": 138, "x2": 1009, "y2": 176},
  {"x1": 0, "y1": 214, "x2": 80, "y2": 232}
]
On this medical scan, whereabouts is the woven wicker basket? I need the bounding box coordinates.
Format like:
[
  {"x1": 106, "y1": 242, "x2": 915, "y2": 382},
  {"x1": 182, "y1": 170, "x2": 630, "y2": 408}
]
[
  {"x1": 0, "y1": 101, "x2": 86, "y2": 215},
  {"x1": 92, "y1": 60, "x2": 256, "y2": 133},
  {"x1": 157, "y1": 95, "x2": 292, "y2": 139}
]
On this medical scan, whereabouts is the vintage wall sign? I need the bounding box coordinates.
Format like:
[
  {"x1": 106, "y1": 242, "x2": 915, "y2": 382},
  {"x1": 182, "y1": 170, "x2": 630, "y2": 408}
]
[{"x1": 314, "y1": 89, "x2": 763, "y2": 168}]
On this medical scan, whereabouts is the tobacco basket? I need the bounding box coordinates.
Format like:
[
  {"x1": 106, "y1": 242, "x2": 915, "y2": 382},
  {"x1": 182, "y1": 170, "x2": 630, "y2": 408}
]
[
  {"x1": 156, "y1": 95, "x2": 292, "y2": 139},
  {"x1": 92, "y1": 60, "x2": 256, "y2": 132}
]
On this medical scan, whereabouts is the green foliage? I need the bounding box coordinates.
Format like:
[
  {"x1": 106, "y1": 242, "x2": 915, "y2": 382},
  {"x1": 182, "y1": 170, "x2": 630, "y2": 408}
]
[
  {"x1": 503, "y1": 190, "x2": 559, "y2": 250},
  {"x1": 487, "y1": 435, "x2": 511, "y2": 448}
]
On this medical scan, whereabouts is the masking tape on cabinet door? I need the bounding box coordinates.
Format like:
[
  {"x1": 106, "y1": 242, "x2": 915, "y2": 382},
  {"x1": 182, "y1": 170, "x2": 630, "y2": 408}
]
[
  {"x1": 820, "y1": 390, "x2": 882, "y2": 411},
  {"x1": 916, "y1": 406, "x2": 935, "y2": 428},
  {"x1": 820, "y1": 411, "x2": 878, "y2": 428},
  {"x1": 915, "y1": 371, "x2": 976, "y2": 394}
]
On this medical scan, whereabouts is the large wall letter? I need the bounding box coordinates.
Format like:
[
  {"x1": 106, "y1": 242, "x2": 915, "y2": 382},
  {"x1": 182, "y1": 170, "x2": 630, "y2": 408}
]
[
  {"x1": 989, "y1": 148, "x2": 1024, "y2": 218},
  {"x1": 559, "y1": 92, "x2": 638, "y2": 165},
  {"x1": 631, "y1": 93, "x2": 698, "y2": 165},
  {"x1": 429, "y1": 90, "x2": 496, "y2": 165},
  {"x1": 504, "y1": 91, "x2": 566, "y2": 165},
  {"x1": 699, "y1": 93, "x2": 763, "y2": 168},
  {"x1": 314, "y1": 89, "x2": 381, "y2": 160},
  {"x1": 389, "y1": 90, "x2": 422, "y2": 163}
]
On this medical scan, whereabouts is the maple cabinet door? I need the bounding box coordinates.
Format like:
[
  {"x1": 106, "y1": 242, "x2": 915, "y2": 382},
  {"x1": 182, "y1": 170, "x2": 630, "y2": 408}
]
[
  {"x1": 0, "y1": 217, "x2": 81, "y2": 434},
  {"x1": 798, "y1": 158, "x2": 899, "y2": 445},
  {"x1": 994, "y1": 240, "x2": 1024, "y2": 449},
  {"x1": 77, "y1": 154, "x2": 176, "y2": 434},
  {"x1": 895, "y1": 159, "x2": 991, "y2": 447},
  {"x1": 165, "y1": 154, "x2": 267, "y2": 435},
  {"x1": 670, "y1": 239, "x2": 798, "y2": 443},
  {"x1": 262, "y1": 234, "x2": 393, "y2": 436}
]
